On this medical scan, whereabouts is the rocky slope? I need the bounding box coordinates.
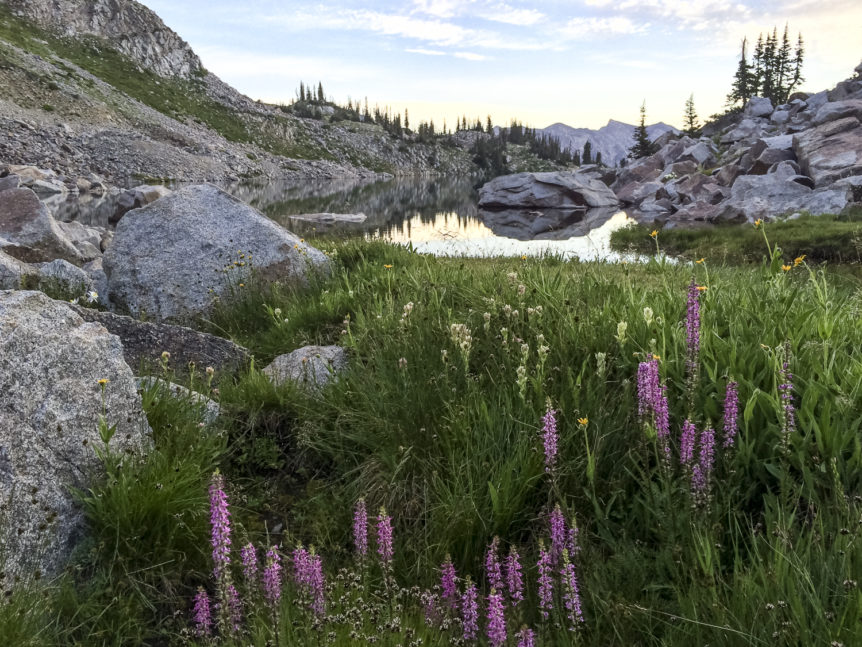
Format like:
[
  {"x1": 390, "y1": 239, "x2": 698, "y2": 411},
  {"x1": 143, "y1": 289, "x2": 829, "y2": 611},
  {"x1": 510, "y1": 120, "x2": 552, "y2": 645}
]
[
  {"x1": 541, "y1": 120, "x2": 678, "y2": 167},
  {"x1": 0, "y1": 0, "x2": 475, "y2": 186}
]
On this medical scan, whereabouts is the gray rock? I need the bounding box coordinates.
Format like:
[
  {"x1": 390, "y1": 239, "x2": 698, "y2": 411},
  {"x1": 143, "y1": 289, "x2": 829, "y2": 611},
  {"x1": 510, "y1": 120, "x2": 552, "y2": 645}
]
[
  {"x1": 745, "y1": 97, "x2": 774, "y2": 118},
  {"x1": 663, "y1": 160, "x2": 698, "y2": 178},
  {"x1": 827, "y1": 80, "x2": 862, "y2": 102},
  {"x1": 103, "y1": 184, "x2": 329, "y2": 322},
  {"x1": 793, "y1": 116, "x2": 862, "y2": 187},
  {"x1": 0, "y1": 290, "x2": 150, "y2": 580},
  {"x1": 135, "y1": 377, "x2": 220, "y2": 424},
  {"x1": 29, "y1": 179, "x2": 68, "y2": 198},
  {"x1": 715, "y1": 164, "x2": 743, "y2": 187},
  {"x1": 750, "y1": 148, "x2": 797, "y2": 175},
  {"x1": 83, "y1": 258, "x2": 110, "y2": 307},
  {"x1": 812, "y1": 100, "x2": 862, "y2": 126},
  {"x1": 669, "y1": 201, "x2": 726, "y2": 223},
  {"x1": 36, "y1": 259, "x2": 91, "y2": 293},
  {"x1": 263, "y1": 345, "x2": 348, "y2": 390},
  {"x1": 478, "y1": 172, "x2": 619, "y2": 210},
  {"x1": 611, "y1": 156, "x2": 663, "y2": 192},
  {"x1": 479, "y1": 207, "x2": 618, "y2": 241},
  {"x1": 0, "y1": 188, "x2": 82, "y2": 263},
  {"x1": 110, "y1": 185, "x2": 173, "y2": 224},
  {"x1": 0, "y1": 249, "x2": 33, "y2": 289},
  {"x1": 288, "y1": 212, "x2": 367, "y2": 224},
  {"x1": 0, "y1": 175, "x2": 20, "y2": 192},
  {"x1": 716, "y1": 170, "x2": 849, "y2": 221},
  {"x1": 805, "y1": 91, "x2": 829, "y2": 113},
  {"x1": 56, "y1": 220, "x2": 104, "y2": 262},
  {"x1": 677, "y1": 142, "x2": 716, "y2": 167},
  {"x1": 770, "y1": 110, "x2": 790, "y2": 125},
  {"x1": 68, "y1": 304, "x2": 249, "y2": 378},
  {"x1": 762, "y1": 134, "x2": 794, "y2": 150},
  {"x1": 617, "y1": 181, "x2": 662, "y2": 205},
  {"x1": 721, "y1": 118, "x2": 767, "y2": 144}
]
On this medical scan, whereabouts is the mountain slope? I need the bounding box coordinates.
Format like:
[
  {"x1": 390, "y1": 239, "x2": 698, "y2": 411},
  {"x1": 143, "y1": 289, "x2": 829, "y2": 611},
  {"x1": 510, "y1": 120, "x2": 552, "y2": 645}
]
[{"x1": 541, "y1": 120, "x2": 678, "y2": 166}]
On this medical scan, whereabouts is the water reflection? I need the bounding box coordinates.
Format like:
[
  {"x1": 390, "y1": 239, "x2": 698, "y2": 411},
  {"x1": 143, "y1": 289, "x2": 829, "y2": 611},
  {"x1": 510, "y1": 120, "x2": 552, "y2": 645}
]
[{"x1": 54, "y1": 175, "x2": 636, "y2": 259}]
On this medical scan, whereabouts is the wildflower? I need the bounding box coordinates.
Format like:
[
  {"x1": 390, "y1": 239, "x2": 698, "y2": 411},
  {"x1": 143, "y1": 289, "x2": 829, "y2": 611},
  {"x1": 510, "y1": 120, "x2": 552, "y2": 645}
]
[
  {"x1": 161, "y1": 350, "x2": 170, "y2": 361},
  {"x1": 517, "y1": 627, "x2": 536, "y2": 647},
  {"x1": 615, "y1": 320, "x2": 628, "y2": 344},
  {"x1": 353, "y1": 498, "x2": 368, "y2": 558},
  {"x1": 506, "y1": 546, "x2": 524, "y2": 606},
  {"x1": 205, "y1": 366, "x2": 215, "y2": 377},
  {"x1": 695, "y1": 258, "x2": 705, "y2": 264},
  {"x1": 441, "y1": 555, "x2": 458, "y2": 608},
  {"x1": 636, "y1": 356, "x2": 660, "y2": 417},
  {"x1": 308, "y1": 550, "x2": 325, "y2": 617},
  {"x1": 541, "y1": 406, "x2": 558, "y2": 474},
  {"x1": 517, "y1": 284, "x2": 526, "y2": 296},
  {"x1": 723, "y1": 380, "x2": 739, "y2": 448},
  {"x1": 650, "y1": 229, "x2": 658, "y2": 238},
  {"x1": 537, "y1": 542, "x2": 553, "y2": 620},
  {"x1": 778, "y1": 342, "x2": 795, "y2": 454},
  {"x1": 691, "y1": 426, "x2": 715, "y2": 507},
  {"x1": 240, "y1": 542, "x2": 257, "y2": 586},
  {"x1": 782, "y1": 264, "x2": 791, "y2": 272},
  {"x1": 793, "y1": 254, "x2": 806, "y2": 267},
  {"x1": 238, "y1": 283, "x2": 245, "y2": 287},
  {"x1": 685, "y1": 278, "x2": 701, "y2": 366},
  {"x1": 485, "y1": 536, "x2": 503, "y2": 591},
  {"x1": 262, "y1": 545, "x2": 282, "y2": 607},
  {"x1": 561, "y1": 550, "x2": 585, "y2": 629},
  {"x1": 86, "y1": 290, "x2": 98, "y2": 304},
  {"x1": 398, "y1": 357, "x2": 408, "y2": 369},
  {"x1": 520, "y1": 254, "x2": 527, "y2": 260},
  {"x1": 461, "y1": 577, "x2": 479, "y2": 641},
  {"x1": 376, "y1": 507, "x2": 393, "y2": 567},
  {"x1": 578, "y1": 417, "x2": 588, "y2": 426},
  {"x1": 486, "y1": 589, "x2": 507, "y2": 647},
  {"x1": 226, "y1": 584, "x2": 242, "y2": 635},
  {"x1": 549, "y1": 504, "x2": 566, "y2": 565},
  {"x1": 384, "y1": 264, "x2": 393, "y2": 269},
  {"x1": 193, "y1": 587, "x2": 212, "y2": 638},
  {"x1": 696, "y1": 286, "x2": 707, "y2": 291},
  {"x1": 680, "y1": 419, "x2": 697, "y2": 467},
  {"x1": 643, "y1": 306, "x2": 654, "y2": 325},
  {"x1": 97, "y1": 378, "x2": 109, "y2": 386},
  {"x1": 754, "y1": 218, "x2": 763, "y2": 228},
  {"x1": 209, "y1": 472, "x2": 231, "y2": 579}
]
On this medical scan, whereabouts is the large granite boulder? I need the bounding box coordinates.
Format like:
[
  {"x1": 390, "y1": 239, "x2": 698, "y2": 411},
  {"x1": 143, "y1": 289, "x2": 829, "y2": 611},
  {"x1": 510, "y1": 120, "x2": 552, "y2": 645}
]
[
  {"x1": 0, "y1": 188, "x2": 82, "y2": 263},
  {"x1": 103, "y1": 184, "x2": 329, "y2": 322},
  {"x1": 478, "y1": 172, "x2": 619, "y2": 210},
  {"x1": 0, "y1": 249, "x2": 33, "y2": 289},
  {"x1": 0, "y1": 291, "x2": 150, "y2": 580},
  {"x1": 479, "y1": 207, "x2": 618, "y2": 241},
  {"x1": 812, "y1": 100, "x2": 862, "y2": 126},
  {"x1": 69, "y1": 304, "x2": 250, "y2": 378},
  {"x1": 745, "y1": 97, "x2": 774, "y2": 118},
  {"x1": 56, "y1": 220, "x2": 104, "y2": 262},
  {"x1": 263, "y1": 345, "x2": 349, "y2": 391},
  {"x1": 793, "y1": 116, "x2": 862, "y2": 187},
  {"x1": 110, "y1": 184, "x2": 173, "y2": 224},
  {"x1": 35, "y1": 258, "x2": 92, "y2": 294}
]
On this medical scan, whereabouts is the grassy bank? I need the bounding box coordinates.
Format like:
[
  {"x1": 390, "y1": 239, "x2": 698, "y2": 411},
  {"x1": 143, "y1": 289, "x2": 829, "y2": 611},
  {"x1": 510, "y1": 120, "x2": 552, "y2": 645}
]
[
  {"x1": 610, "y1": 212, "x2": 862, "y2": 265},
  {"x1": 4, "y1": 240, "x2": 862, "y2": 645}
]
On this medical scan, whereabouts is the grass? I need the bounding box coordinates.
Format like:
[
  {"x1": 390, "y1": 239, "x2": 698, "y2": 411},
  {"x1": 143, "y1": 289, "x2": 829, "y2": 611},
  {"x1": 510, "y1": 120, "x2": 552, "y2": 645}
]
[
  {"x1": 4, "y1": 238, "x2": 862, "y2": 645},
  {"x1": 610, "y1": 211, "x2": 862, "y2": 265}
]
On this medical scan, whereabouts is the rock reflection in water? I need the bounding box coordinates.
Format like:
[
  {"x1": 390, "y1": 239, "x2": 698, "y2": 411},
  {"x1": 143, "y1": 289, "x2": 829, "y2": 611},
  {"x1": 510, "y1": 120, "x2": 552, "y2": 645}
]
[{"x1": 479, "y1": 207, "x2": 620, "y2": 241}]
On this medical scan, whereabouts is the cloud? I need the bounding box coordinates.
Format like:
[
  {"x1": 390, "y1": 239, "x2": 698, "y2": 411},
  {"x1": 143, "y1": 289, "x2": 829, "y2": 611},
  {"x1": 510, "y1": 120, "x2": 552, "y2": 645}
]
[
  {"x1": 454, "y1": 51, "x2": 489, "y2": 60},
  {"x1": 559, "y1": 16, "x2": 646, "y2": 39},
  {"x1": 406, "y1": 48, "x2": 448, "y2": 56},
  {"x1": 482, "y1": 4, "x2": 545, "y2": 26},
  {"x1": 411, "y1": 0, "x2": 466, "y2": 19}
]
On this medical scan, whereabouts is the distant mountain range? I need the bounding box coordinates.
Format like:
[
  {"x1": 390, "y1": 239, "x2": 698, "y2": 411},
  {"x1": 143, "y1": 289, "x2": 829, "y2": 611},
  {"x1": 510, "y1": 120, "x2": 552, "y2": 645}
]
[{"x1": 539, "y1": 120, "x2": 679, "y2": 166}]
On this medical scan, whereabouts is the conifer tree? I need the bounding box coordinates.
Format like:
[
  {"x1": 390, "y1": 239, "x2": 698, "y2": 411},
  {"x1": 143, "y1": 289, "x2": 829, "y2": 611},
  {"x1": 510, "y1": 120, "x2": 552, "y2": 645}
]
[
  {"x1": 404, "y1": 109, "x2": 409, "y2": 130},
  {"x1": 317, "y1": 82, "x2": 325, "y2": 103},
  {"x1": 573, "y1": 149, "x2": 581, "y2": 166},
  {"x1": 727, "y1": 37, "x2": 754, "y2": 108},
  {"x1": 299, "y1": 81, "x2": 306, "y2": 102},
  {"x1": 683, "y1": 94, "x2": 700, "y2": 137},
  {"x1": 629, "y1": 101, "x2": 655, "y2": 159},
  {"x1": 595, "y1": 151, "x2": 603, "y2": 167},
  {"x1": 583, "y1": 140, "x2": 593, "y2": 165},
  {"x1": 486, "y1": 115, "x2": 493, "y2": 134}
]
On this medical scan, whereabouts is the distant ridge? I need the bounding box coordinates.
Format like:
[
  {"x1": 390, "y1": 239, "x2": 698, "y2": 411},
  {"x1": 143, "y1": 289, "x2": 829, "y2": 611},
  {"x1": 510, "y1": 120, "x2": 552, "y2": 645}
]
[{"x1": 540, "y1": 119, "x2": 679, "y2": 166}]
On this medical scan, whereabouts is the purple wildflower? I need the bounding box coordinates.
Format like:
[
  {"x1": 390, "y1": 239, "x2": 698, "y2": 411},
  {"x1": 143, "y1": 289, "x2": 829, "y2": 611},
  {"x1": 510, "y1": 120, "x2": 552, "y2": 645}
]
[
  {"x1": 353, "y1": 498, "x2": 368, "y2": 558},
  {"x1": 485, "y1": 536, "x2": 503, "y2": 592},
  {"x1": 506, "y1": 546, "x2": 524, "y2": 607},
  {"x1": 308, "y1": 551, "x2": 325, "y2": 617},
  {"x1": 486, "y1": 589, "x2": 507, "y2": 647},
  {"x1": 549, "y1": 504, "x2": 566, "y2": 565},
  {"x1": 561, "y1": 550, "x2": 584, "y2": 629},
  {"x1": 723, "y1": 380, "x2": 739, "y2": 448},
  {"x1": 637, "y1": 357, "x2": 660, "y2": 417},
  {"x1": 209, "y1": 472, "x2": 231, "y2": 578},
  {"x1": 461, "y1": 577, "x2": 479, "y2": 641},
  {"x1": 542, "y1": 407, "x2": 558, "y2": 474},
  {"x1": 441, "y1": 555, "x2": 458, "y2": 609},
  {"x1": 240, "y1": 542, "x2": 258, "y2": 588},
  {"x1": 226, "y1": 584, "x2": 242, "y2": 635},
  {"x1": 691, "y1": 426, "x2": 715, "y2": 506},
  {"x1": 262, "y1": 545, "x2": 282, "y2": 608},
  {"x1": 423, "y1": 591, "x2": 441, "y2": 627},
  {"x1": 516, "y1": 627, "x2": 536, "y2": 647},
  {"x1": 567, "y1": 522, "x2": 580, "y2": 558},
  {"x1": 779, "y1": 343, "x2": 795, "y2": 453},
  {"x1": 376, "y1": 507, "x2": 394, "y2": 567},
  {"x1": 685, "y1": 278, "x2": 701, "y2": 370},
  {"x1": 537, "y1": 542, "x2": 553, "y2": 621},
  {"x1": 193, "y1": 587, "x2": 212, "y2": 638},
  {"x1": 680, "y1": 419, "x2": 697, "y2": 467}
]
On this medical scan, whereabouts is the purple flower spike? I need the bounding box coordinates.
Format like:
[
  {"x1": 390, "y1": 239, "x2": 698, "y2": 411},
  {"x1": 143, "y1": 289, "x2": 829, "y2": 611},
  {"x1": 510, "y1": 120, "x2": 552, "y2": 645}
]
[
  {"x1": 549, "y1": 504, "x2": 566, "y2": 565},
  {"x1": 461, "y1": 577, "x2": 479, "y2": 641},
  {"x1": 486, "y1": 589, "x2": 507, "y2": 647},
  {"x1": 723, "y1": 380, "x2": 739, "y2": 448},
  {"x1": 691, "y1": 426, "x2": 715, "y2": 506},
  {"x1": 485, "y1": 536, "x2": 503, "y2": 592},
  {"x1": 353, "y1": 498, "x2": 368, "y2": 558},
  {"x1": 680, "y1": 419, "x2": 697, "y2": 467},
  {"x1": 226, "y1": 584, "x2": 242, "y2": 635},
  {"x1": 240, "y1": 542, "x2": 258, "y2": 587},
  {"x1": 309, "y1": 551, "x2": 325, "y2": 617},
  {"x1": 506, "y1": 546, "x2": 524, "y2": 607},
  {"x1": 779, "y1": 344, "x2": 795, "y2": 453},
  {"x1": 209, "y1": 472, "x2": 231, "y2": 578},
  {"x1": 441, "y1": 555, "x2": 458, "y2": 608},
  {"x1": 193, "y1": 587, "x2": 212, "y2": 638},
  {"x1": 542, "y1": 407, "x2": 558, "y2": 474},
  {"x1": 376, "y1": 507, "x2": 394, "y2": 567},
  {"x1": 262, "y1": 545, "x2": 282, "y2": 608},
  {"x1": 537, "y1": 542, "x2": 553, "y2": 620},
  {"x1": 637, "y1": 357, "x2": 660, "y2": 417},
  {"x1": 685, "y1": 278, "x2": 701, "y2": 369},
  {"x1": 561, "y1": 550, "x2": 584, "y2": 629},
  {"x1": 517, "y1": 627, "x2": 536, "y2": 647}
]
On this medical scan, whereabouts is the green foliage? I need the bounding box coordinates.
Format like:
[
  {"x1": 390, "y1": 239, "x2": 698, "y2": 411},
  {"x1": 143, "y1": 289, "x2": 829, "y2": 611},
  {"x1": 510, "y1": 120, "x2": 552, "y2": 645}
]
[
  {"x1": 683, "y1": 93, "x2": 700, "y2": 137},
  {"x1": 629, "y1": 101, "x2": 657, "y2": 159},
  {"x1": 728, "y1": 26, "x2": 805, "y2": 108}
]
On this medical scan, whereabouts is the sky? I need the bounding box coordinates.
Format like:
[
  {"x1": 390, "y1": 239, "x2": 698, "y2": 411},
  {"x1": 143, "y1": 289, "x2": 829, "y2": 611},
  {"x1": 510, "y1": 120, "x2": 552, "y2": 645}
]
[{"x1": 140, "y1": 0, "x2": 862, "y2": 130}]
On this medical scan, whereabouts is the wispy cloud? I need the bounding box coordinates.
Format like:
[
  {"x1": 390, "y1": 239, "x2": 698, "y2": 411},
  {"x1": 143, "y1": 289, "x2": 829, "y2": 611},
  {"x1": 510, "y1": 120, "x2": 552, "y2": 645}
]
[
  {"x1": 406, "y1": 48, "x2": 447, "y2": 56},
  {"x1": 454, "y1": 51, "x2": 489, "y2": 60},
  {"x1": 559, "y1": 16, "x2": 646, "y2": 39},
  {"x1": 482, "y1": 3, "x2": 545, "y2": 26}
]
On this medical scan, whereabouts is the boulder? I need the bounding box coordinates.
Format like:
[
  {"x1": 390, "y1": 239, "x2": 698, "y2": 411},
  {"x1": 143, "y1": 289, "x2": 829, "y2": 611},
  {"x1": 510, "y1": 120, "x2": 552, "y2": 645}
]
[
  {"x1": 36, "y1": 259, "x2": 92, "y2": 294},
  {"x1": 827, "y1": 80, "x2": 862, "y2": 102},
  {"x1": 110, "y1": 184, "x2": 173, "y2": 224},
  {"x1": 715, "y1": 164, "x2": 743, "y2": 187},
  {"x1": 0, "y1": 174, "x2": 20, "y2": 192},
  {"x1": 0, "y1": 188, "x2": 82, "y2": 263},
  {"x1": 812, "y1": 100, "x2": 862, "y2": 126},
  {"x1": 745, "y1": 97, "x2": 774, "y2": 118},
  {"x1": 663, "y1": 160, "x2": 698, "y2": 178},
  {"x1": 770, "y1": 109, "x2": 790, "y2": 124},
  {"x1": 103, "y1": 184, "x2": 329, "y2": 322},
  {"x1": 263, "y1": 345, "x2": 348, "y2": 391},
  {"x1": 83, "y1": 258, "x2": 110, "y2": 307},
  {"x1": 721, "y1": 118, "x2": 767, "y2": 145},
  {"x1": 30, "y1": 179, "x2": 68, "y2": 198},
  {"x1": 616, "y1": 180, "x2": 662, "y2": 205},
  {"x1": 135, "y1": 377, "x2": 220, "y2": 424},
  {"x1": 668, "y1": 201, "x2": 726, "y2": 223},
  {"x1": 478, "y1": 172, "x2": 619, "y2": 210},
  {"x1": 761, "y1": 134, "x2": 794, "y2": 150},
  {"x1": 750, "y1": 147, "x2": 797, "y2": 175},
  {"x1": 611, "y1": 156, "x2": 663, "y2": 192},
  {"x1": 0, "y1": 291, "x2": 150, "y2": 580},
  {"x1": 69, "y1": 304, "x2": 250, "y2": 377},
  {"x1": 0, "y1": 249, "x2": 33, "y2": 289},
  {"x1": 56, "y1": 220, "x2": 103, "y2": 262},
  {"x1": 677, "y1": 142, "x2": 716, "y2": 167},
  {"x1": 793, "y1": 116, "x2": 862, "y2": 187}
]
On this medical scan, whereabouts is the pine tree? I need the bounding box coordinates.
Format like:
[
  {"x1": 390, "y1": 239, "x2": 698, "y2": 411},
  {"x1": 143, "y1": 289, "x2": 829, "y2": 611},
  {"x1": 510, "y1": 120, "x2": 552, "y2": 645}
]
[
  {"x1": 787, "y1": 33, "x2": 805, "y2": 100},
  {"x1": 573, "y1": 149, "x2": 581, "y2": 166},
  {"x1": 486, "y1": 115, "x2": 493, "y2": 134},
  {"x1": 727, "y1": 37, "x2": 753, "y2": 108},
  {"x1": 583, "y1": 140, "x2": 593, "y2": 165},
  {"x1": 317, "y1": 82, "x2": 325, "y2": 103},
  {"x1": 404, "y1": 109, "x2": 409, "y2": 131},
  {"x1": 751, "y1": 34, "x2": 764, "y2": 96},
  {"x1": 595, "y1": 151, "x2": 603, "y2": 167},
  {"x1": 299, "y1": 81, "x2": 306, "y2": 102},
  {"x1": 776, "y1": 24, "x2": 792, "y2": 101},
  {"x1": 683, "y1": 94, "x2": 700, "y2": 137},
  {"x1": 629, "y1": 101, "x2": 655, "y2": 159}
]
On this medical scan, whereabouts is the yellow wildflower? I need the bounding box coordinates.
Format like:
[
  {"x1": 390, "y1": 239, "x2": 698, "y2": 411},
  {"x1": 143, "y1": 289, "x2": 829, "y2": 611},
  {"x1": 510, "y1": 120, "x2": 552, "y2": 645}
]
[
  {"x1": 754, "y1": 219, "x2": 763, "y2": 228},
  {"x1": 578, "y1": 417, "x2": 589, "y2": 426},
  {"x1": 782, "y1": 265, "x2": 791, "y2": 272},
  {"x1": 695, "y1": 258, "x2": 705, "y2": 264},
  {"x1": 793, "y1": 254, "x2": 806, "y2": 266},
  {"x1": 649, "y1": 230, "x2": 658, "y2": 238},
  {"x1": 239, "y1": 283, "x2": 245, "y2": 287},
  {"x1": 696, "y1": 286, "x2": 707, "y2": 291},
  {"x1": 521, "y1": 255, "x2": 527, "y2": 260},
  {"x1": 383, "y1": 264, "x2": 393, "y2": 269},
  {"x1": 97, "y1": 378, "x2": 109, "y2": 386},
  {"x1": 653, "y1": 354, "x2": 661, "y2": 360}
]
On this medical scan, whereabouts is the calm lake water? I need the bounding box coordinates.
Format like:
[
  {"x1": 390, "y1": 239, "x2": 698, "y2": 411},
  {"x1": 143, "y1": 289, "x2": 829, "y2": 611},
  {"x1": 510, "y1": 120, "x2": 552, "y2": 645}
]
[{"x1": 58, "y1": 176, "x2": 636, "y2": 260}]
